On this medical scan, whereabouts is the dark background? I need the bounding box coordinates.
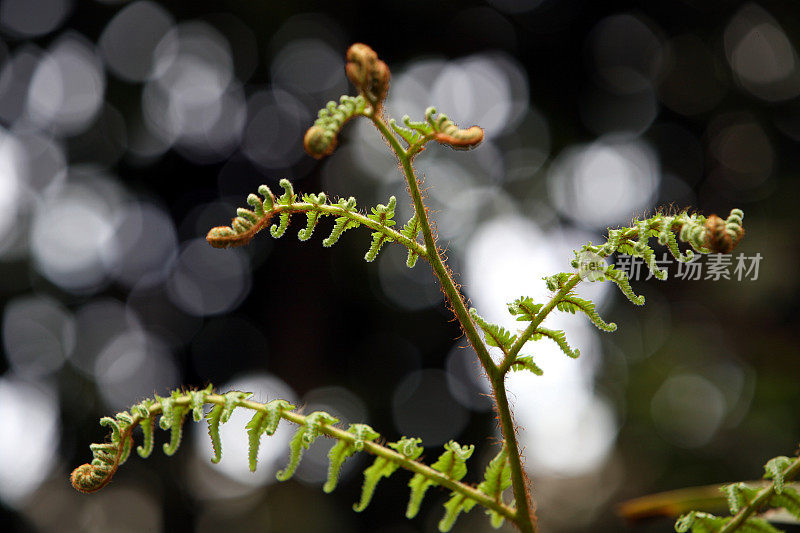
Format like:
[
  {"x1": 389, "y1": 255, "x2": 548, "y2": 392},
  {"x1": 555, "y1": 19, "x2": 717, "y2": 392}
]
[{"x1": 0, "y1": 0, "x2": 798, "y2": 531}]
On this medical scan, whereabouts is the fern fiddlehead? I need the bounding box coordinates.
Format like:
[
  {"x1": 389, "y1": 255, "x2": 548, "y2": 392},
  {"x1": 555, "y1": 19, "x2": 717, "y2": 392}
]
[
  {"x1": 206, "y1": 179, "x2": 427, "y2": 264},
  {"x1": 72, "y1": 387, "x2": 517, "y2": 531}
]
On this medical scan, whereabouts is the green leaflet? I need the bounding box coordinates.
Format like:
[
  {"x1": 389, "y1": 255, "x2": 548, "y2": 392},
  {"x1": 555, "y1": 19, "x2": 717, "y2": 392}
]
[
  {"x1": 276, "y1": 411, "x2": 339, "y2": 481},
  {"x1": 510, "y1": 355, "x2": 543, "y2": 376},
  {"x1": 364, "y1": 196, "x2": 397, "y2": 262},
  {"x1": 470, "y1": 308, "x2": 517, "y2": 351},
  {"x1": 477, "y1": 445, "x2": 513, "y2": 528},
  {"x1": 298, "y1": 192, "x2": 327, "y2": 241},
  {"x1": 354, "y1": 437, "x2": 423, "y2": 512},
  {"x1": 206, "y1": 404, "x2": 224, "y2": 464},
  {"x1": 675, "y1": 512, "x2": 731, "y2": 533},
  {"x1": 556, "y1": 293, "x2": 617, "y2": 332},
  {"x1": 507, "y1": 296, "x2": 543, "y2": 322},
  {"x1": 400, "y1": 213, "x2": 422, "y2": 267},
  {"x1": 439, "y1": 493, "x2": 478, "y2": 532},
  {"x1": 532, "y1": 327, "x2": 580, "y2": 359},
  {"x1": 764, "y1": 456, "x2": 793, "y2": 493},
  {"x1": 324, "y1": 423, "x2": 380, "y2": 493},
  {"x1": 769, "y1": 487, "x2": 800, "y2": 520},
  {"x1": 406, "y1": 441, "x2": 474, "y2": 519},
  {"x1": 246, "y1": 400, "x2": 296, "y2": 472},
  {"x1": 323, "y1": 197, "x2": 359, "y2": 247}
]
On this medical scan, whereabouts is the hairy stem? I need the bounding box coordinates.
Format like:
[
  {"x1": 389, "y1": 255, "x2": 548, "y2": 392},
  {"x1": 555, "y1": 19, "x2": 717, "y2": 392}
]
[
  {"x1": 720, "y1": 455, "x2": 800, "y2": 532},
  {"x1": 370, "y1": 113, "x2": 537, "y2": 533}
]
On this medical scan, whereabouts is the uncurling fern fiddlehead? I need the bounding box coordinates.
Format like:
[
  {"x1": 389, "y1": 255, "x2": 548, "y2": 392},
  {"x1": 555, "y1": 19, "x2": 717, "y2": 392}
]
[
  {"x1": 206, "y1": 179, "x2": 427, "y2": 264},
  {"x1": 74, "y1": 42, "x2": 752, "y2": 533},
  {"x1": 72, "y1": 387, "x2": 517, "y2": 532}
]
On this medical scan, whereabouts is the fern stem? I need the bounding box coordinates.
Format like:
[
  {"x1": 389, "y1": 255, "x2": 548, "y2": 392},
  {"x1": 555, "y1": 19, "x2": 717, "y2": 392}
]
[
  {"x1": 500, "y1": 274, "x2": 582, "y2": 373},
  {"x1": 719, "y1": 455, "x2": 800, "y2": 532},
  {"x1": 370, "y1": 113, "x2": 537, "y2": 532}
]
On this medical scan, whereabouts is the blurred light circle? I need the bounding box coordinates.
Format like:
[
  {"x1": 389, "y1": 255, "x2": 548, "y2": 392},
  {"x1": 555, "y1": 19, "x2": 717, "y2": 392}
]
[
  {"x1": 486, "y1": 0, "x2": 545, "y2": 14},
  {"x1": 580, "y1": 84, "x2": 658, "y2": 136},
  {"x1": 547, "y1": 137, "x2": 659, "y2": 229},
  {"x1": 588, "y1": 13, "x2": 665, "y2": 95},
  {"x1": 192, "y1": 373, "x2": 297, "y2": 494},
  {"x1": 0, "y1": 0, "x2": 71, "y2": 39},
  {"x1": 101, "y1": 200, "x2": 178, "y2": 288},
  {"x1": 78, "y1": 487, "x2": 163, "y2": 533},
  {"x1": 0, "y1": 376, "x2": 59, "y2": 507},
  {"x1": 153, "y1": 22, "x2": 233, "y2": 99},
  {"x1": 241, "y1": 88, "x2": 311, "y2": 170},
  {"x1": 143, "y1": 21, "x2": 237, "y2": 155},
  {"x1": 99, "y1": 1, "x2": 175, "y2": 82},
  {"x1": 26, "y1": 32, "x2": 105, "y2": 135},
  {"x1": 651, "y1": 374, "x2": 726, "y2": 448},
  {"x1": 94, "y1": 329, "x2": 180, "y2": 411},
  {"x1": 445, "y1": 341, "x2": 493, "y2": 412},
  {"x1": 387, "y1": 58, "x2": 447, "y2": 122},
  {"x1": 392, "y1": 369, "x2": 469, "y2": 446},
  {"x1": 166, "y1": 238, "x2": 251, "y2": 316},
  {"x1": 0, "y1": 128, "x2": 23, "y2": 242},
  {"x1": 724, "y1": 4, "x2": 800, "y2": 102},
  {"x1": 512, "y1": 381, "x2": 617, "y2": 476},
  {"x1": 657, "y1": 36, "x2": 728, "y2": 115},
  {"x1": 271, "y1": 38, "x2": 345, "y2": 96},
  {"x1": 709, "y1": 115, "x2": 774, "y2": 190},
  {"x1": 30, "y1": 178, "x2": 126, "y2": 293},
  {"x1": 0, "y1": 46, "x2": 41, "y2": 125},
  {"x1": 2, "y1": 295, "x2": 74, "y2": 378},
  {"x1": 431, "y1": 56, "x2": 513, "y2": 139},
  {"x1": 13, "y1": 130, "x2": 67, "y2": 193},
  {"x1": 69, "y1": 297, "x2": 142, "y2": 375}
]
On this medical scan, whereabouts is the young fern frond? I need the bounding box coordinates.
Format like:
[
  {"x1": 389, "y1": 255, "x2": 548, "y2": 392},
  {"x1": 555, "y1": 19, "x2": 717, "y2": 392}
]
[
  {"x1": 71, "y1": 388, "x2": 517, "y2": 532},
  {"x1": 674, "y1": 451, "x2": 800, "y2": 533},
  {"x1": 206, "y1": 180, "x2": 427, "y2": 266},
  {"x1": 407, "y1": 441, "x2": 475, "y2": 519}
]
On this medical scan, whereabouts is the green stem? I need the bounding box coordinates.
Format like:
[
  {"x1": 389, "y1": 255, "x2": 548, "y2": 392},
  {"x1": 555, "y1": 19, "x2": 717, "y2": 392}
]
[
  {"x1": 370, "y1": 114, "x2": 537, "y2": 533},
  {"x1": 720, "y1": 456, "x2": 800, "y2": 532}
]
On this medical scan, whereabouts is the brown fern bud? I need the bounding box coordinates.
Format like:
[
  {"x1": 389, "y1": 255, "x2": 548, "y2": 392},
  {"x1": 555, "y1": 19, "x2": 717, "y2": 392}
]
[
  {"x1": 345, "y1": 43, "x2": 390, "y2": 109},
  {"x1": 704, "y1": 209, "x2": 745, "y2": 253}
]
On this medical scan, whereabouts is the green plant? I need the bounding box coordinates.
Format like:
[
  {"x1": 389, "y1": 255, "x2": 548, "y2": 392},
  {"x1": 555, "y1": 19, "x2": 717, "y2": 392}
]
[{"x1": 70, "y1": 44, "x2": 771, "y2": 533}]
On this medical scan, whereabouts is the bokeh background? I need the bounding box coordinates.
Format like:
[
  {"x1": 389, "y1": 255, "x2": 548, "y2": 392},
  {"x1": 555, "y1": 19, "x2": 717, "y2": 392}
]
[{"x1": 0, "y1": 0, "x2": 798, "y2": 531}]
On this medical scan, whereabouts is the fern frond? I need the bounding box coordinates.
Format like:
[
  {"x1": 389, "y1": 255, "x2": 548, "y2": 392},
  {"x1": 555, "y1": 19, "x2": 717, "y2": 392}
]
[
  {"x1": 206, "y1": 181, "x2": 427, "y2": 265},
  {"x1": 676, "y1": 451, "x2": 800, "y2": 533},
  {"x1": 72, "y1": 388, "x2": 516, "y2": 530}
]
